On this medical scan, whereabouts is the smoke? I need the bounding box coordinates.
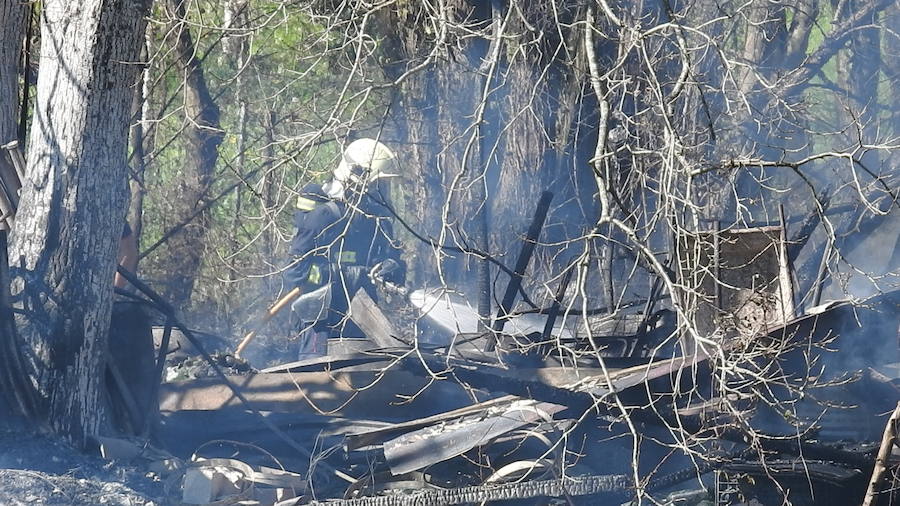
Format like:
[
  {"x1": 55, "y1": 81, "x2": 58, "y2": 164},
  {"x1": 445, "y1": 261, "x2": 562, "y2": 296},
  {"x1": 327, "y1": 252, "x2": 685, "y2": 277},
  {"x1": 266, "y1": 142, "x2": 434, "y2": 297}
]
[{"x1": 355, "y1": 0, "x2": 900, "y2": 355}]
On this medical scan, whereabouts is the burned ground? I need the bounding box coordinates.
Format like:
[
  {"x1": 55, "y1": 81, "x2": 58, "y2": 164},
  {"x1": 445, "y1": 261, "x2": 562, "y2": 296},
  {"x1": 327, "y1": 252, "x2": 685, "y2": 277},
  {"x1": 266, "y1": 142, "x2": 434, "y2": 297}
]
[{"x1": 0, "y1": 416, "x2": 164, "y2": 505}]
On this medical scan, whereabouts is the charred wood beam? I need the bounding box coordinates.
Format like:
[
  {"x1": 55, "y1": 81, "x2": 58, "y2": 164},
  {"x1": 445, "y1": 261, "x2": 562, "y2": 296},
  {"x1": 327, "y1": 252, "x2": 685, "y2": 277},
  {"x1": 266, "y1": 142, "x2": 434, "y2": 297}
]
[
  {"x1": 509, "y1": 295, "x2": 659, "y2": 317},
  {"x1": 349, "y1": 289, "x2": 408, "y2": 348},
  {"x1": 724, "y1": 460, "x2": 863, "y2": 484},
  {"x1": 541, "y1": 263, "x2": 574, "y2": 342},
  {"x1": 811, "y1": 240, "x2": 831, "y2": 306},
  {"x1": 698, "y1": 204, "x2": 855, "y2": 228},
  {"x1": 647, "y1": 453, "x2": 733, "y2": 492},
  {"x1": 657, "y1": 413, "x2": 873, "y2": 469},
  {"x1": 260, "y1": 353, "x2": 397, "y2": 374},
  {"x1": 304, "y1": 473, "x2": 631, "y2": 506},
  {"x1": 407, "y1": 353, "x2": 697, "y2": 417},
  {"x1": 471, "y1": 0, "x2": 503, "y2": 332},
  {"x1": 487, "y1": 191, "x2": 553, "y2": 351}
]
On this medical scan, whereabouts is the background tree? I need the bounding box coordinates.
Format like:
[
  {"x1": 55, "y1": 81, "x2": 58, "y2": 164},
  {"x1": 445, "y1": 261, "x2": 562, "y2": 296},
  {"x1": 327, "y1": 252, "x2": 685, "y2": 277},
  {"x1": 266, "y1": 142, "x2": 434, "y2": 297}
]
[
  {"x1": 157, "y1": 0, "x2": 225, "y2": 310},
  {"x1": 120, "y1": 0, "x2": 900, "y2": 357}
]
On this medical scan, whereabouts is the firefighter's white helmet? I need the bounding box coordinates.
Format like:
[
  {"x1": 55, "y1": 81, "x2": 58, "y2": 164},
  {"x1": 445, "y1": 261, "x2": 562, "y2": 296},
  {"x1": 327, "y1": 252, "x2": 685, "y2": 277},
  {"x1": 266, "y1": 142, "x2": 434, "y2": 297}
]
[{"x1": 333, "y1": 138, "x2": 399, "y2": 185}]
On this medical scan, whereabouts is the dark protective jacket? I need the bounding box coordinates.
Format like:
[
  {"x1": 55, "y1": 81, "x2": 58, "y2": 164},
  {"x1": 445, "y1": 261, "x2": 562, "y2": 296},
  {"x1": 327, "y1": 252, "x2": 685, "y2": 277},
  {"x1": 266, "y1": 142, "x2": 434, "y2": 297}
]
[{"x1": 285, "y1": 182, "x2": 403, "y2": 292}]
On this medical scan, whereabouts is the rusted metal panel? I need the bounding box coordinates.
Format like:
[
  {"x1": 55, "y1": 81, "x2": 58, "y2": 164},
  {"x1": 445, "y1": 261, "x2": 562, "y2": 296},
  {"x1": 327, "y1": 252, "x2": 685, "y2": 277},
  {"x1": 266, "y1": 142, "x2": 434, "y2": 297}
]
[
  {"x1": 344, "y1": 395, "x2": 519, "y2": 451},
  {"x1": 382, "y1": 399, "x2": 565, "y2": 475}
]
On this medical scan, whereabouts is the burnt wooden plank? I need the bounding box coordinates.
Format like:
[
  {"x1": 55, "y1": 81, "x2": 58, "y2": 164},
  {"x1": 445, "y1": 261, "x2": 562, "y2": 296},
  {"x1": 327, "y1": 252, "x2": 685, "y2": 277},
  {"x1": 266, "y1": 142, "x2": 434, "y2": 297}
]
[
  {"x1": 349, "y1": 289, "x2": 407, "y2": 348},
  {"x1": 159, "y1": 370, "x2": 478, "y2": 421}
]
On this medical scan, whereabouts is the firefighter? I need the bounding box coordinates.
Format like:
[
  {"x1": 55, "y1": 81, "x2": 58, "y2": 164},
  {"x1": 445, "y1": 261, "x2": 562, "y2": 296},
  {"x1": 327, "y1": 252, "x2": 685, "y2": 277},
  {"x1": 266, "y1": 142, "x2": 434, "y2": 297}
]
[{"x1": 286, "y1": 138, "x2": 405, "y2": 359}]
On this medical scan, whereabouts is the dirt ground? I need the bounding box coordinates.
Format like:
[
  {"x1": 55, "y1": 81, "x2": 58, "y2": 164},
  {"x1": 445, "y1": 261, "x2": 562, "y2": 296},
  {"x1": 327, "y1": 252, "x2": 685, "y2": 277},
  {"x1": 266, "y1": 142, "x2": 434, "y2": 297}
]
[{"x1": 0, "y1": 416, "x2": 165, "y2": 505}]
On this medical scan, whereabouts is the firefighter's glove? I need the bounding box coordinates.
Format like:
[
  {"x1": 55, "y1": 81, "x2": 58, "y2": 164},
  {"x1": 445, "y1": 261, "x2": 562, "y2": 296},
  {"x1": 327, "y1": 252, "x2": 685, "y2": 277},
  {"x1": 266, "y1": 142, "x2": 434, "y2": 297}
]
[{"x1": 370, "y1": 259, "x2": 403, "y2": 285}]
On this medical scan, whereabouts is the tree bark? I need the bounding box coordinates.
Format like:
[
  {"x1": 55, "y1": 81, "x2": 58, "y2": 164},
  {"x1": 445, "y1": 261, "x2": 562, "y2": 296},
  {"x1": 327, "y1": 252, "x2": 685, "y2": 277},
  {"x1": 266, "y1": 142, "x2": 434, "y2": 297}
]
[
  {"x1": 163, "y1": 0, "x2": 224, "y2": 309},
  {"x1": 784, "y1": 0, "x2": 820, "y2": 69},
  {"x1": 0, "y1": 0, "x2": 24, "y2": 146},
  {"x1": 0, "y1": 0, "x2": 29, "y2": 417},
  {"x1": 9, "y1": 0, "x2": 151, "y2": 445}
]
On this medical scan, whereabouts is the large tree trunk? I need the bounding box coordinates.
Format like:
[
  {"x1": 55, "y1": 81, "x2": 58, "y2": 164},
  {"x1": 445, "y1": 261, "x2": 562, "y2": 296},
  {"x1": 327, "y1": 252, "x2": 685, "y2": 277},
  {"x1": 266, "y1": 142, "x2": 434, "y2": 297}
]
[
  {"x1": 383, "y1": 1, "x2": 572, "y2": 298},
  {"x1": 0, "y1": 0, "x2": 27, "y2": 414},
  {"x1": 736, "y1": 0, "x2": 789, "y2": 159},
  {"x1": 829, "y1": 0, "x2": 882, "y2": 171},
  {"x1": 389, "y1": 70, "x2": 440, "y2": 286},
  {"x1": 381, "y1": 3, "x2": 486, "y2": 290},
  {"x1": 0, "y1": 0, "x2": 24, "y2": 145},
  {"x1": 9, "y1": 0, "x2": 150, "y2": 445},
  {"x1": 163, "y1": 0, "x2": 223, "y2": 309},
  {"x1": 738, "y1": 0, "x2": 787, "y2": 96}
]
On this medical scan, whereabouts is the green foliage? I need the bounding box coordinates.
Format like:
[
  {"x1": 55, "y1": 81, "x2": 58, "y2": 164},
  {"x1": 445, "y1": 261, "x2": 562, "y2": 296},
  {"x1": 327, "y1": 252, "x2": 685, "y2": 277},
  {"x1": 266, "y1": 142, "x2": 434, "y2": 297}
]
[{"x1": 126, "y1": 0, "x2": 900, "y2": 340}]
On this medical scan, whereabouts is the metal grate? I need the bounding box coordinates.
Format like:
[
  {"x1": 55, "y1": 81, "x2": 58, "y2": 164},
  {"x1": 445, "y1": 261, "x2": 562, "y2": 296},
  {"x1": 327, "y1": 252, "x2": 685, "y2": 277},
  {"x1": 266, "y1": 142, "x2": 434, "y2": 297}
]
[{"x1": 715, "y1": 470, "x2": 739, "y2": 506}]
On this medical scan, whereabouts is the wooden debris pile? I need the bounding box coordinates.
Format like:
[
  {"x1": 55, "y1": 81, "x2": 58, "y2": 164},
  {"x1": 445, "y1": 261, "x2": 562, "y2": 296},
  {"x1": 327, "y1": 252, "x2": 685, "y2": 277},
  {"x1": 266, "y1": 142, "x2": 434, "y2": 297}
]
[{"x1": 3, "y1": 169, "x2": 888, "y2": 505}]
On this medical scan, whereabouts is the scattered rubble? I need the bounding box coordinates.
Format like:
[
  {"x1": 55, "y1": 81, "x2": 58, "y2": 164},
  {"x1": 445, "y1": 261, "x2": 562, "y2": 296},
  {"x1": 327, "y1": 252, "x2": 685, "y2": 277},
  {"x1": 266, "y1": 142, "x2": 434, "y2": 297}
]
[
  {"x1": 164, "y1": 352, "x2": 254, "y2": 382},
  {"x1": 110, "y1": 215, "x2": 897, "y2": 505},
  {"x1": 7, "y1": 204, "x2": 900, "y2": 505}
]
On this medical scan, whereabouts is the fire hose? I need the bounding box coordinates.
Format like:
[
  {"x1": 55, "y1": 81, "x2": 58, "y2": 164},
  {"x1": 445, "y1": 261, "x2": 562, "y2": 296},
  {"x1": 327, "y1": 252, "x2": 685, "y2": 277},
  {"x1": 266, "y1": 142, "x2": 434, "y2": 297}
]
[{"x1": 234, "y1": 286, "x2": 302, "y2": 358}]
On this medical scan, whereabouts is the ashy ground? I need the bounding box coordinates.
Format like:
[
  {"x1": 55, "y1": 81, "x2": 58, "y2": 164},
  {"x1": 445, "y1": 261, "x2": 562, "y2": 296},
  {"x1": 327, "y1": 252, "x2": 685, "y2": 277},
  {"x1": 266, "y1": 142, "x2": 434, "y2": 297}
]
[{"x1": 0, "y1": 417, "x2": 165, "y2": 505}]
